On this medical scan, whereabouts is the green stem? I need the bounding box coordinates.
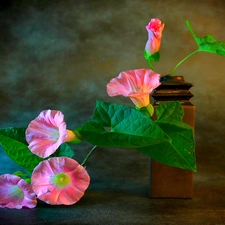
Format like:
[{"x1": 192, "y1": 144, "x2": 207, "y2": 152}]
[
  {"x1": 148, "y1": 60, "x2": 155, "y2": 71},
  {"x1": 81, "y1": 145, "x2": 97, "y2": 166},
  {"x1": 170, "y1": 50, "x2": 199, "y2": 76}
]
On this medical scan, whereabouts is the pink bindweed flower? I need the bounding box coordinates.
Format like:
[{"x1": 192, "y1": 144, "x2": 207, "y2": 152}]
[
  {"x1": 0, "y1": 174, "x2": 37, "y2": 209},
  {"x1": 31, "y1": 157, "x2": 90, "y2": 205},
  {"x1": 107, "y1": 69, "x2": 161, "y2": 108},
  {"x1": 145, "y1": 18, "x2": 164, "y2": 56},
  {"x1": 26, "y1": 110, "x2": 80, "y2": 158}
]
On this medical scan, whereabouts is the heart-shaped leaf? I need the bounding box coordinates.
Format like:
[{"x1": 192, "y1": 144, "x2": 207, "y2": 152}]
[
  {"x1": 78, "y1": 101, "x2": 196, "y2": 171},
  {"x1": 138, "y1": 101, "x2": 196, "y2": 171},
  {"x1": 186, "y1": 20, "x2": 225, "y2": 57},
  {"x1": 78, "y1": 101, "x2": 170, "y2": 148}
]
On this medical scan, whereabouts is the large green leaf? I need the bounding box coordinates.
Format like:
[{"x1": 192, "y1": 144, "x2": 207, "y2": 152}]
[
  {"x1": 186, "y1": 20, "x2": 225, "y2": 57},
  {"x1": 0, "y1": 130, "x2": 42, "y2": 173},
  {"x1": 0, "y1": 127, "x2": 75, "y2": 172},
  {"x1": 0, "y1": 127, "x2": 27, "y2": 144},
  {"x1": 78, "y1": 101, "x2": 196, "y2": 171},
  {"x1": 138, "y1": 102, "x2": 196, "y2": 171},
  {"x1": 78, "y1": 101, "x2": 170, "y2": 148}
]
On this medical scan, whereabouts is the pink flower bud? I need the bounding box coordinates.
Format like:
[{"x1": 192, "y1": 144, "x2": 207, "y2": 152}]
[{"x1": 145, "y1": 18, "x2": 164, "y2": 56}]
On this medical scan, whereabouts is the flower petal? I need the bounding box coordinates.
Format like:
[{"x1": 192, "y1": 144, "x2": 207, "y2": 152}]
[
  {"x1": 26, "y1": 110, "x2": 68, "y2": 158},
  {"x1": 107, "y1": 69, "x2": 161, "y2": 108},
  {"x1": 145, "y1": 18, "x2": 164, "y2": 55},
  {"x1": 31, "y1": 157, "x2": 90, "y2": 205},
  {"x1": 0, "y1": 174, "x2": 37, "y2": 209}
]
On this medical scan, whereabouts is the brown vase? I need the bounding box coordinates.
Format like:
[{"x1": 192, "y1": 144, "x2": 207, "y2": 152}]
[{"x1": 150, "y1": 75, "x2": 195, "y2": 198}]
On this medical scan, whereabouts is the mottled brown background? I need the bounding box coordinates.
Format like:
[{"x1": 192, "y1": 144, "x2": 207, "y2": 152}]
[
  {"x1": 1, "y1": 1, "x2": 225, "y2": 224},
  {"x1": 0, "y1": 0, "x2": 225, "y2": 180}
]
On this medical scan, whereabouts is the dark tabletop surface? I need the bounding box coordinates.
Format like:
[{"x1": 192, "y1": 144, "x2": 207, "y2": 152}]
[{"x1": 0, "y1": 138, "x2": 225, "y2": 225}]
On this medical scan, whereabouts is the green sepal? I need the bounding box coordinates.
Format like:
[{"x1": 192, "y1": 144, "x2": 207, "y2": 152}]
[
  {"x1": 144, "y1": 50, "x2": 160, "y2": 62},
  {"x1": 135, "y1": 103, "x2": 154, "y2": 117},
  {"x1": 186, "y1": 20, "x2": 225, "y2": 57},
  {"x1": 69, "y1": 137, "x2": 82, "y2": 144}
]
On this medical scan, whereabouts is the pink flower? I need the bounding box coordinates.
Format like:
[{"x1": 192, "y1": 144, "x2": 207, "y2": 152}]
[
  {"x1": 0, "y1": 174, "x2": 37, "y2": 209},
  {"x1": 26, "y1": 110, "x2": 80, "y2": 158},
  {"x1": 107, "y1": 69, "x2": 161, "y2": 108},
  {"x1": 145, "y1": 18, "x2": 164, "y2": 56},
  {"x1": 31, "y1": 157, "x2": 90, "y2": 205}
]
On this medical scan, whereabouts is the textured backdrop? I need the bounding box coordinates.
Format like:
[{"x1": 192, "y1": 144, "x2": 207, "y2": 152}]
[{"x1": 0, "y1": 0, "x2": 225, "y2": 175}]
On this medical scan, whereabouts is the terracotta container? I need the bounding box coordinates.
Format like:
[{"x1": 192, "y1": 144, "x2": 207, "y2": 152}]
[{"x1": 150, "y1": 75, "x2": 195, "y2": 198}]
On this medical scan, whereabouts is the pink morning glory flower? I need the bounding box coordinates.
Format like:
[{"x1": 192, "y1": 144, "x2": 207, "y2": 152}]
[
  {"x1": 0, "y1": 174, "x2": 37, "y2": 209},
  {"x1": 106, "y1": 69, "x2": 161, "y2": 108},
  {"x1": 26, "y1": 110, "x2": 80, "y2": 158},
  {"x1": 31, "y1": 157, "x2": 90, "y2": 205},
  {"x1": 145, "y1": 18, "x2": 164, "y2": 56}
]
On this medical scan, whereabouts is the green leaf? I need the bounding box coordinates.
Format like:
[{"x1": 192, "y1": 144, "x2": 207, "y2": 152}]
[
  {"x1": 0, "y1": 127, "x2": 75, "y2": 172},
  {"x1": 138, "y1": 101, "x2": 196, "y2": 171},
  {"x1": 78, "y1": 101, "x2": 196, "y2": 171},
  {"x1": 77, "y1": 101, "x2": 170, "y2": 148},
  {"x1": 156, "y1": 101, "x2": 184, "y2": 121},
  {"x1": 0, "y1": 127, "x2": 27, "y2": 144},
  {"x1": 13, "y1": 171, "x2": 31, "y2": 183},
  {"x1": 186, "y1": 20, "x2": 225, "y2": 57},
  {"x1": 0, "y1": 129, "x2": 43, "y2": 172},
  {"x1": 52, "y1": 143, "x2": 75, "y2": 158}
]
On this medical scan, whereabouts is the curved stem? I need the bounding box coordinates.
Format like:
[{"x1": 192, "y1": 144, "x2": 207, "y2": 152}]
[
  {"x1": 170, "y1": 50, "x2": 199, "y2": 76},
  {"x1": 81, "y1": 145, "x2": 97, "y2": 166},
  {"x1": 148, "y1": 60, "x2": 155, "y2": 71}
]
